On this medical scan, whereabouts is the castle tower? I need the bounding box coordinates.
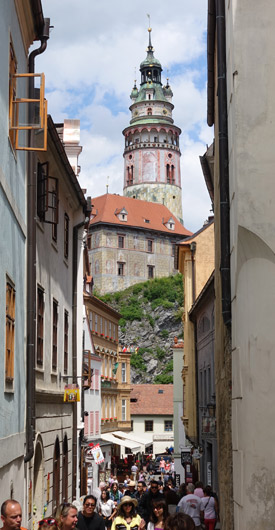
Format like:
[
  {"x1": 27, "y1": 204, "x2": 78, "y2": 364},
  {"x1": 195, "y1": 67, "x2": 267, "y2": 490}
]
[{"x1": 122, "y1": 27, "x2": 183, "y2": 223}]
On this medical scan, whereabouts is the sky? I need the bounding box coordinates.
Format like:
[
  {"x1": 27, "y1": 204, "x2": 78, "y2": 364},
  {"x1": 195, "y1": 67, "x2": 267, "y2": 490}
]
[{"x1": 36, "y1": 0, "x2": 213, "y2": 233}]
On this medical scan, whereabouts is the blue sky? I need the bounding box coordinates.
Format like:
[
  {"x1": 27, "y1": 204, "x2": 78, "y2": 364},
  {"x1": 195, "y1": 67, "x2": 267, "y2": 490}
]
[{"x1": 36, "y1": 0, "x2": 213, "y2": 232}]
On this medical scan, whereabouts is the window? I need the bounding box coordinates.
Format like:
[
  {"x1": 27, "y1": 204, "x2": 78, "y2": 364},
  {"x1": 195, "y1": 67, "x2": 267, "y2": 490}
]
[
  {"x1": 5, "y1": 279, "x2": 15, "y2": 383},
  {"x1": 118, "y1": 235, "x2": 125, "y2": 249},
  {"x1": 64, "y1": 310, "x2": 69, "y2": 374},
  {"x1": 147, "y1": 108, "x2": 152, "y2": 116},
  {"x1": 90, "y1": 412, "x2": 94, "y2": 435},
  {"x1": 95, "y1": 314, "x2": 98, "y2": 332},
  {"x1": 64, "y1": 213, "x2": 69, "y2": 259},
  {"x1": 147, "y1": 239, "x2": 153, "y2": 252},
  {"x1": 109, "y1": 321, "x2": 112, "y2": 337},
  {"x1": 121, "y1": 399, "x2": 126, "y2": 421},
  {"x1": 145, "y1": 420, "x2": 153, "y2": 432},
  {"x1": 113, "y1": 323, "x2": 116, "y2": 340},
  {"x1": 9, "y1": 40, "x2": 17, "y2": 149},
  {"x1": 52, "y1": 438, "x2": 60, "y2": 513},
  {"x1": 100, "y1": 316, "x2": 103, "y2": 334},
  {"x1": 105, "y1": 319, "x2": 108, "y2": 336},
  {"x1": 148, "y1": 265, "x2": 154, "y2": 279},
  {"x1": 121, "y1": 362, "x2": 126, "y2": 383},
  {"x1": 37, "y1": 162, "x2": 59, "y2": 228},
  {"x1": 164, "y1": 420, "x2": 173, "y2": 432},
  {"x1": 118, "y1": 262, "x2": 125, "y2": 276},
  {"x1": 37, "y1": 287, "x2": 44, "y2": 366},
  {"x1": 95, "y1": 411, "x2": 99, "y2": 434},
  {"x1": 62, "y1": 436, "x2": 68, "y2": 503},
  {"x1": 52, "y1": 299, "x2": 58, "y2": 371}
]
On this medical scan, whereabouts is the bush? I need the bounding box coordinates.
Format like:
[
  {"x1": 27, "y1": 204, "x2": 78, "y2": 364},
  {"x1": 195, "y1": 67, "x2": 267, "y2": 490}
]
[
  {"x1": 133, "y1": 284, "x2": 143, "y2": 295},
  {"x1": 119, "y1": 318, "x2": 126, "y2": 327},
  {"x1": 161, "y1": 329, "x2": 169, "y2": 338},
  {"x1": 155, "y1": 346, "x2": 166, "y2": 360},
  {"x1": 154, "y1": 374, "x2": 173, "y2": 384},
  {"x1": 146, "y1": 314, "x2": 155, "y2": 328},
  {"x1": 130, "y1": 353, "x2": 146, "y2": 371},
  {"x1": 120, "y1": 305, "x2": 143, "y2": 321}
]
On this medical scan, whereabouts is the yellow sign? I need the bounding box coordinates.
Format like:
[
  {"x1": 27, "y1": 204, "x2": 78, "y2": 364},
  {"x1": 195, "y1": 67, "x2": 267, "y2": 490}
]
[{"x1": 64, "y1": 384, "x2": 80, "y2": 402}]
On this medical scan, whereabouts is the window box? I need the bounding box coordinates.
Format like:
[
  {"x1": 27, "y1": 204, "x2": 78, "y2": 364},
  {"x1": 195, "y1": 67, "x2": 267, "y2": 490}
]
[
  {"x1": 101, "y1": 418, "x2": 105, "y2": 422},
  {"x1": 114, "y1": 417, "x2": 117, "y2": 420},
  {"x1": 110, "y1": 417, "x2": 113, "y2": 420},
  {"x1": 100, "y1": 333, "x2": 104, "y2": 336}
]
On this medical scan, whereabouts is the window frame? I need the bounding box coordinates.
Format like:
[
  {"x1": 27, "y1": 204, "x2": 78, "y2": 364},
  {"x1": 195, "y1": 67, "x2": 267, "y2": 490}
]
[
  {"x1": 118, "y1": 234, "x2": 125, "y2": 249},
  {"x1": 145, "y1": 420, "x2": 154, "y2": 432},
  {"x1": 52, "y1": 299, "x2": 58, "y2": 371},
  {"x1": 121, "y1": 399, "x2": 126, "y2": 421},
  {"x1": 164, "y1": 420, "x2": 173, "y2": 432},
  {"x1": 117, "y1": 262, "x2": 125, "y2": 276},
  {"x1": 148, "y1": 265, "x2": 154, "y2": 279},
  {"x1": 147, "y1": 239, "x2": 154, "y2": 253},
  {"x1": 121, "y1": 362, "x2": 126, "y2": 383},
  {"x1": 64, "y1": 310, "x2": 69, "y2": 374},
  {"x1": 5, "y1": 278, "x2": 16, "y2": 384},
  {"x1": 37, "y1": 286, "x2": 44, "y2": 366},
  {"x1": 64, "y1": 213, "x2": 69, "y2": 259}
]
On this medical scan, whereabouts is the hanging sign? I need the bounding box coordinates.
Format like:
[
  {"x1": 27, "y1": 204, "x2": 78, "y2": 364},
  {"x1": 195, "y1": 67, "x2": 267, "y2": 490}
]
[
  {"x1": 64, "y1": 384, "x2": 80, "y2": 402},
  {"x1": 91, "y1": 443, "x2": 105, "y2": 464}
]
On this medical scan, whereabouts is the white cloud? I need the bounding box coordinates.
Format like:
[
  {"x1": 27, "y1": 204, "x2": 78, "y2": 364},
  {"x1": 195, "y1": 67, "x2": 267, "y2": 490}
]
[{"x1": 36, "y1": 0, "x2": 211, "y2": 232}]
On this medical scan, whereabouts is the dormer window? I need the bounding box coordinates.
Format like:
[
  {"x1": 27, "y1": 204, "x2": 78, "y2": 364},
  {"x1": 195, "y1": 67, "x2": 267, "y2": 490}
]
[
  {"x1": 116, "y1": 207, "x2": 128, "y2": 222},
  {"x1": 164, "y1": 217, "x2": 175, "y2": 231}
]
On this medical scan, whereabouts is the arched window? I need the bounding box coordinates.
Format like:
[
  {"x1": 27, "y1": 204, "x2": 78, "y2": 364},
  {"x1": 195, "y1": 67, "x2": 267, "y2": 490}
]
[
  {"x1": 53, "y1": 437, "x2": 60, "y2": 511},
  {"x1": 147, "y1": 108, "x2": 152, "y2": 116},
  {"x1": 62, "y1": 436, "x2": 68, "y2": 502},
  {"x1": 166, "y1": 164, "x2": 170, "y2": 183}
]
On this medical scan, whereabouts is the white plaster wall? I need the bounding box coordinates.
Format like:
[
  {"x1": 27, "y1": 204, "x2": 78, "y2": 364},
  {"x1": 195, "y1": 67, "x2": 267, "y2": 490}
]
[
  {"x1": 227, "y1": 1, "x2": 275, "y2": 527},
  {"x1": 131, "y1": 416, "x2": 173, "y2": 457}
]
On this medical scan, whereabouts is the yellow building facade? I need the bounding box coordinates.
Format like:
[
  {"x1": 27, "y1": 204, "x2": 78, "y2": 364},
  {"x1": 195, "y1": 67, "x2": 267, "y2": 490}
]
[{"x1": 177, "y1": 219, "x2": 215, "y2": 443}]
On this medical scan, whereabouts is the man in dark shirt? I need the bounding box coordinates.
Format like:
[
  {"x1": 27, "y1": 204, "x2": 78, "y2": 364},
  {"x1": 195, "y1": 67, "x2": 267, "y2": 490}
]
[
  {"x1": 77, "y1": 495, "x2": 105, "y2": 530},
  {"x1": 138, "y1": 479, "x2": 164, "y2": 523}
]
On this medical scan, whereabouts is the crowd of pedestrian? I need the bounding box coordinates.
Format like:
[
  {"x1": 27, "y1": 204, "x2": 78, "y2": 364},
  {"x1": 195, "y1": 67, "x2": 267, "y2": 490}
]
[{"x1": 0, "y1": 478, "x2": 219, "y2": 530}]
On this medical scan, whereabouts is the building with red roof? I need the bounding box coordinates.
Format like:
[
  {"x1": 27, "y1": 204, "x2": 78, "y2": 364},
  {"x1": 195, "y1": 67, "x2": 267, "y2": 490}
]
[
  {"x1": 130, "y1": 384, "x2": 174, "y2": 457},
  {"x1": 88, "y1": 193, "x2": 192, "y2": 293}
]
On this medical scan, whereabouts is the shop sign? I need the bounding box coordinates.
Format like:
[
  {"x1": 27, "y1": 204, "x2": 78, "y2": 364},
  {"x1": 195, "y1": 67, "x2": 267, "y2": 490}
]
[{"x1": 63, "y1": 384, "x2": 80, "y2": 402}]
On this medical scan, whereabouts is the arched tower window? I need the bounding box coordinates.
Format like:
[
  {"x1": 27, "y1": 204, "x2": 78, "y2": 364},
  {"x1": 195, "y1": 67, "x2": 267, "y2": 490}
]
[
  {"x1": 53, "y1": 437, "x2": 60, "y2": 512},
  {"x1": 171, "y1": 165, "x2": 175, "y2": 183},
  {"x1": 147, "y1": 108, "x2": 152, "y2": 115},
  {"x1": 166, "y1": 164, "x2": 170, "y2": 183}
]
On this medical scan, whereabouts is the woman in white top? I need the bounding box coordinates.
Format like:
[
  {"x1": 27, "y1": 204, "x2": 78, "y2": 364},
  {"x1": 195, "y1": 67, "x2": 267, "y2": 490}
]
[
  {"x1": 200, "y1": 486, "x2": 219, "y2": 530},
  {"x1": 97, "y1": 490, "x2": 116, "y2": 529}
]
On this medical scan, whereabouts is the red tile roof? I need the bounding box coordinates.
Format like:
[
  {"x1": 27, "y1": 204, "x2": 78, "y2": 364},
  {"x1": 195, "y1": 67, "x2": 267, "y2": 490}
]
[
  {"x1": 130, "y1": 384, "x2": 173, "y2": 415},
  {"x1": 90, "y1": 194, "x2": 192, "y2": 237}
]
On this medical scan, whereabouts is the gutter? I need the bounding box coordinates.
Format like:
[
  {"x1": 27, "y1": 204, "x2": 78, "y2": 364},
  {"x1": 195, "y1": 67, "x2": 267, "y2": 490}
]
[
  {"x1": 25, "y1": 18, "x2": 50, "y2": 463},
  {"x1": 216, "y1": 0, "x2": 231, "y2": 326}
]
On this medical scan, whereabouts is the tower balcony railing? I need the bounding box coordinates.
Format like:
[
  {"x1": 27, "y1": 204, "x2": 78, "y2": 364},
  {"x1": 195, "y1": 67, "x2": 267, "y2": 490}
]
[{"x1": 124, "y1": 142, "x2": 180, "y2": 153}]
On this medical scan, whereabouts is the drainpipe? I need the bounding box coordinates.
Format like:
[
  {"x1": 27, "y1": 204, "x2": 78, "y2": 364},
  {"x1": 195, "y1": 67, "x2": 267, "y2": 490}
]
[
  {"x1": 25, "y1": 19, "x2": 50, "y2": 463},
  {"x1": 216, "y1": 0, "x2": 231, "y2": 326},
  {"x1": 72, "y1": 220, "x2": 85, "y2": 498},
  {"x1": 190, "y1": 242, "x2": 199, "y2": 445}
]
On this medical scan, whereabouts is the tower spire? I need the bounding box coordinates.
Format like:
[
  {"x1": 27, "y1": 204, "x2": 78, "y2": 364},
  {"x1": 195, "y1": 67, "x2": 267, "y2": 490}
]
[{"x1": 147, "y1": 14, "x2": 153, "y2": 52}]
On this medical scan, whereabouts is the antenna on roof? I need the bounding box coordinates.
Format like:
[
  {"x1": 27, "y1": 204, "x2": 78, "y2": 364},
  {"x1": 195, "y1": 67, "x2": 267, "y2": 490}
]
[{"x1": 106, "y1": 176, "x2": 109, "y2": 194}]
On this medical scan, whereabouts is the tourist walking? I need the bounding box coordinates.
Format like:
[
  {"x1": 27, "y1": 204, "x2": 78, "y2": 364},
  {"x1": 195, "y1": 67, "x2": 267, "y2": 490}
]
[
  {"x1": 109, "y1": 482, "x2": 123, "y2": 507},
  {"x1": 97, "y1": 491, "x2": 116, "y2": 529},
  {"x1": 1, "y1": 500, "x2": 26, "y2": 530},
  {"x1": 147, "y1": 500, "x2": 169, "y2": 530},
  {"x1": 200, "y1": 486, "x2": 219, "y2": 530},
  {"x1": 177, "y1": 483, "x2": 203, "y2": 529},
  {"x1": 110, "y1": 496, "x2": 145, "y2": 530},
  {"x1": 77, "y1": 496, "x2": 105, "y2": 530},
  {"x1": 138, "y1": 479, "x2": 164, "y2": 524},
  {"x1": 55, "y1": 503, "x2": 78, "y2": 530}
]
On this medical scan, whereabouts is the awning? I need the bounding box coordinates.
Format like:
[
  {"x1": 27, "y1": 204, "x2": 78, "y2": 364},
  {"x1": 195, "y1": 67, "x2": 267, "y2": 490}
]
[
  {"x1": 101, "y1": 433, "x2": 141, "y2": 452},
  {"x1": 113, "y1": 431, "x2": 152, "y2": 449}
]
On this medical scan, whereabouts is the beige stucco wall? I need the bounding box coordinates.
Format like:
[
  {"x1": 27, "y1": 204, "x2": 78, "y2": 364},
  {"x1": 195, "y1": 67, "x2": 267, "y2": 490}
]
[
  {"x1": 225, "y1": 2, "x2": 275, "y2": 528},
  {"x1": 178, "y1": 222, "x2": 214, "y2": 442}
]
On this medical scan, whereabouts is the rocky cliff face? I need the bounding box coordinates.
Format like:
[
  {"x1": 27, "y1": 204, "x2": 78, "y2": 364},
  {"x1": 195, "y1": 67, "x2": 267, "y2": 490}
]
[{"x1": 98, "y1": 274, "x2": 184, "y2": 384}]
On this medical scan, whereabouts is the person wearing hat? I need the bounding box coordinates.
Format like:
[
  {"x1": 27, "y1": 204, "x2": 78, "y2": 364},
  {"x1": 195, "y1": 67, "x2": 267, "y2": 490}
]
[
  {"x1": 123, "y1": 481, "x2": 137, "y2": 499},
  {"x1": 111, "y1": 497, "x2": 145, "y2": 530}
]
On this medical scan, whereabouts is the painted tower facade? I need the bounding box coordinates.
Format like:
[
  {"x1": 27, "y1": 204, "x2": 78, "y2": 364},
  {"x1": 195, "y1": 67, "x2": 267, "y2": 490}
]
[{"x1": 123, "y1": 28, "x2": 183, "y2": 223}]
